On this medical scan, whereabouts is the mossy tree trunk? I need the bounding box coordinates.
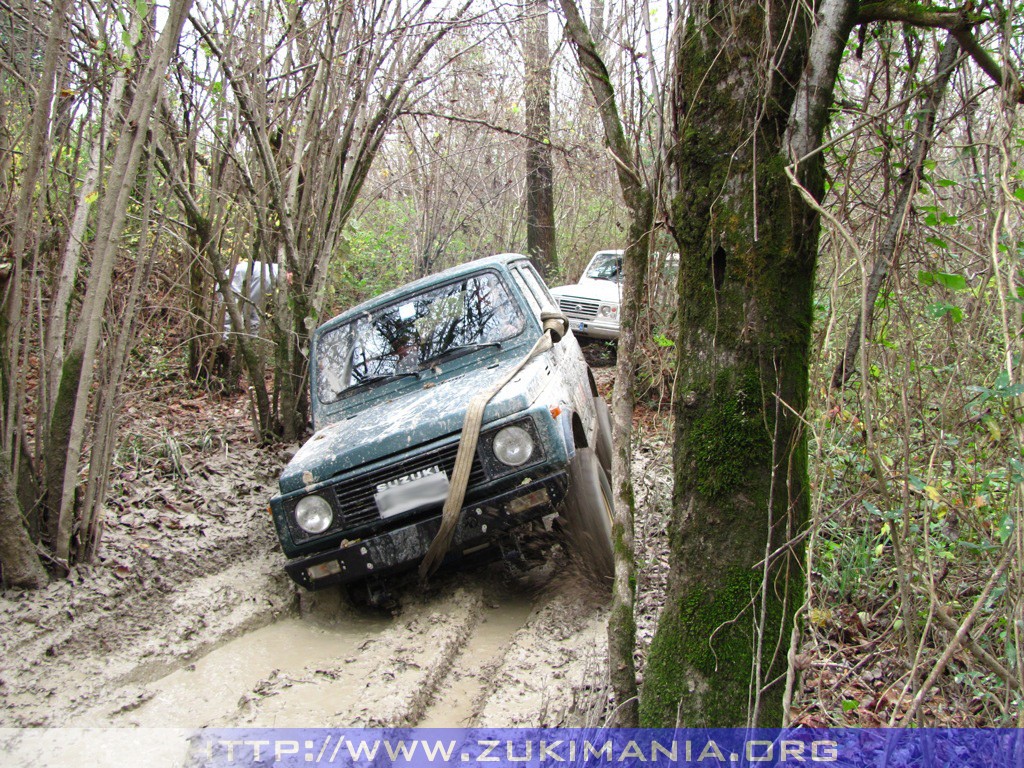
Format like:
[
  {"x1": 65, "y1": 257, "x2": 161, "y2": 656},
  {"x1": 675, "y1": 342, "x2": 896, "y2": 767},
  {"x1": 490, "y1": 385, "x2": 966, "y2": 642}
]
[{"x1": 640, "y1": 0, "x2": 846, "y2": 727}]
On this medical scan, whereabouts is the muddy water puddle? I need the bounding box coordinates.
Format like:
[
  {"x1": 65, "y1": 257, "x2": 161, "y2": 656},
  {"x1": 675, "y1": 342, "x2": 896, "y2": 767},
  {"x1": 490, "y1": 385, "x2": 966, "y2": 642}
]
[
  {"x1": 116, "y1": 613, "x2": 389, "y2": 728},
  {"x1": 105, "y1": 582, "x2": 539, "y2": 729},
  {"x1": 417, "y1": 595, "x2": 534, "y2": 727}
]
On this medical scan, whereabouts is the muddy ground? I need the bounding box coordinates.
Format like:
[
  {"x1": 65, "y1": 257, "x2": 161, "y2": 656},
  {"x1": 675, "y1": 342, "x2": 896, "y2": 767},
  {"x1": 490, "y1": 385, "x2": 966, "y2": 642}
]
[{"x1": 0, "y1": 368, "x2": 673, "y2": 730}]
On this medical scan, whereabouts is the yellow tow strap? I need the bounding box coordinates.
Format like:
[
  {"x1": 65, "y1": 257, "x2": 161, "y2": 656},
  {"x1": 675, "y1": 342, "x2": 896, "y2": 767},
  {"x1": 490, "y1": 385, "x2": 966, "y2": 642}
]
[{"x1": 419, "y1": 311, "x2": 569, "y2": 579}]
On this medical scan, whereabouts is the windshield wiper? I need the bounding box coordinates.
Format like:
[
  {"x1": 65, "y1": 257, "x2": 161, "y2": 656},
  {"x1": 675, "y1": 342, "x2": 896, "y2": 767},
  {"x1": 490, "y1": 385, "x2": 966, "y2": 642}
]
[
  {"x1": 333, "y1": 372, "x2": 419, "y2": 401},
  {"x1": 422, "y1": 342, "x2": 501, "y2": 366}
]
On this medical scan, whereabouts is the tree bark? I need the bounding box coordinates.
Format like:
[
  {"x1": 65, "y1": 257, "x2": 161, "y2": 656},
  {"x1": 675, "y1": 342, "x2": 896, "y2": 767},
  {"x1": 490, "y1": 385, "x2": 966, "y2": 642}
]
[
  {"x1": 0, "y1": 455, "x2": 47, "y2": 589},
  {"x1": 641, "y1": 0, "x2": 854, "y2": 727},
  {"x1": 4, "y1": 0, "x2": 70, "y2": 552},
  {"x1": 524, "y1": 0, "x2": 558, "y2": 279},
  {"x1": 560, "y1": 0, "x2": 653, "y2": 726}
]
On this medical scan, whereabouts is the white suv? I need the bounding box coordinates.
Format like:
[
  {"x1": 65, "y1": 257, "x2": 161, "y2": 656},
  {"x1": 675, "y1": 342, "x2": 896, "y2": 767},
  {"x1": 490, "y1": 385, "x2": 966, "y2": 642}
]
[{"x1": 550, "y1": 250, "x2": 623, "y2": 340}]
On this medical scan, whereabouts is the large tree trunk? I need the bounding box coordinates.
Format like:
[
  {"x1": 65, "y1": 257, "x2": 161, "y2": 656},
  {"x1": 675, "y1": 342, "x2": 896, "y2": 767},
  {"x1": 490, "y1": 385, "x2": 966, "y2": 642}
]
[
  {"x1": 640, "y1": 0, "x2": 852, "y2": 727},
  {"x1": 523, "y1": 0, "x2": 558, "y2": 279}
]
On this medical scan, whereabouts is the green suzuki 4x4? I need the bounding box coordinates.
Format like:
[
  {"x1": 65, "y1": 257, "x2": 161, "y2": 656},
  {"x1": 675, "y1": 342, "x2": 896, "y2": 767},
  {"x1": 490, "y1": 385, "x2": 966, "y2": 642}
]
[{"x1": 270, "y1": 254, "x2": 614, "y2": 603}]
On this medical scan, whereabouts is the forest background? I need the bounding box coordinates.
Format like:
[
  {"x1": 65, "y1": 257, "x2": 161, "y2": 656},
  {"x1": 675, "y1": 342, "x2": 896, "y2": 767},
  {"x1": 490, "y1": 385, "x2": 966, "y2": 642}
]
[{"x1": 0, "y1": 0, "x2": 1022, "y2": 729}]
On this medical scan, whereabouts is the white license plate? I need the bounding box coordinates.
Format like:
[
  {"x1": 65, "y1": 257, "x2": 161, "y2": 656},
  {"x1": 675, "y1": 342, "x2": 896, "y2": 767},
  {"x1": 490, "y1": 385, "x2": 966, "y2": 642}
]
[
  {"x1": 576, "y1": 321, "x2": 586, "y2": 331},
  {"x1": 374, "y1": 470, "x2": 450, "y2": 518}
]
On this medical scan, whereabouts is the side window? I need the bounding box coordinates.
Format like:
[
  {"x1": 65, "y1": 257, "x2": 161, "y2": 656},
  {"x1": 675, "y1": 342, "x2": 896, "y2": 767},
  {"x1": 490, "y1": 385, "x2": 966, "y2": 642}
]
[
  {"x1": 510, "y1": 266, "x2": 542, "y2": 317},
  {"x1": 518, "y1": 262, "x2": 559, "y2": 312}
]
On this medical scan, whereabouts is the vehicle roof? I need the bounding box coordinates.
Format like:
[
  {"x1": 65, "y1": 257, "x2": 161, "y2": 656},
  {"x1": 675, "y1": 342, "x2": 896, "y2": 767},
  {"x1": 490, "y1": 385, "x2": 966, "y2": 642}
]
[{"x1": 315, "y1": 253, "x2": 530, "y2": 337}]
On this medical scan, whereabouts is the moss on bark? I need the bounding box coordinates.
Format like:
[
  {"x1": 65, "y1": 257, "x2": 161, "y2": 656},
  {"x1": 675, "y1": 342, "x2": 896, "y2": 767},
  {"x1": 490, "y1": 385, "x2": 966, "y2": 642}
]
[
  {"x1": 44, "y1": 348, "x2": 83, "y2": 542},
  {"x1": 642, "y1": 567, "x2": 792, "y2": 726},
  {"x1": 640, "y1": 0, "x2": 816, "y2": 728}
]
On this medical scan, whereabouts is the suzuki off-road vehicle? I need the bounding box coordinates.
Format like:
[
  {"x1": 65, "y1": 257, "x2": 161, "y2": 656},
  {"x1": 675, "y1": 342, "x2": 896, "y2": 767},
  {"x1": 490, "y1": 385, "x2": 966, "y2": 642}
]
[{"x1": 269, "y1": 254, "x2": 614, "y2": 602}]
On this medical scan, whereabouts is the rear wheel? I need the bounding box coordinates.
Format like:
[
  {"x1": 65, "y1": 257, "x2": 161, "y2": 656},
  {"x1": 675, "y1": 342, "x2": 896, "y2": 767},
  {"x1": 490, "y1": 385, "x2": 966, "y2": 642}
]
[
  {"x1": 560, "y1": 447, "x2": 614, "y2": 585},
  {"x1": 593, "y1": 395, "x2": 613, "y2": 475}
]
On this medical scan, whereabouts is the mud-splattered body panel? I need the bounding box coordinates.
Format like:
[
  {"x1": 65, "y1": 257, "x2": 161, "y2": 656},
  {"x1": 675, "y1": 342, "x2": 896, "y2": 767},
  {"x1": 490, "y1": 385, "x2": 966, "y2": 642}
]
[{"x1": 270, "y1": 255, "x2": 602, "y2": 590}]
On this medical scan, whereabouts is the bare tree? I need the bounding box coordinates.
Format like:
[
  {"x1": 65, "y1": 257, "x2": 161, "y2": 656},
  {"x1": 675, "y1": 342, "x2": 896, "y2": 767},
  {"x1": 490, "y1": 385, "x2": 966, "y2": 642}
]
[
  {"x1": 45, "y1": 0, "x2": 194, "y2": 563},
  {"x1": 182, "y1": 0, "x2": 471, "y2": 439},
  {"x1": 0, "y1": 0, "x2": 195, "y2": 578}
]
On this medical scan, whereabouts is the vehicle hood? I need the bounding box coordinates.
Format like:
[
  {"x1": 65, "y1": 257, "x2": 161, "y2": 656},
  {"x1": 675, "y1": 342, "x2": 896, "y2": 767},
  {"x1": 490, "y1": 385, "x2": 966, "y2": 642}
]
[
  {"x1": 551, "y1": 278, "x2": 621, "y2": 304},
  {"x1": 278, "y1": 354, "x2": 552, "y2": 494}
]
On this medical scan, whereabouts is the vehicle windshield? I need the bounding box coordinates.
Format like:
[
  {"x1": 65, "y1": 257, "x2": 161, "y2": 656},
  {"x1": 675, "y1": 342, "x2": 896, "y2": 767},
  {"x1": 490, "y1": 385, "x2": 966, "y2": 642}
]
[
  {"x1": 585, "y1": 251, "x2": 623, "y2": 282},
  {"x1": 315, "y1": 271, "x2": 527, "y2": 403}
]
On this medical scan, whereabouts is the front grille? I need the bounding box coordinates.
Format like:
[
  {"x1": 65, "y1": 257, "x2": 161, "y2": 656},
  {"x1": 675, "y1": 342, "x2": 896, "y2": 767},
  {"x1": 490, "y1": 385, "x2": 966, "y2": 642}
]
[
  {"x1": 557, "y1": 296, "x2": 599, "y2": 320},
  {"x1": 331, "y1": 442, "x2": 486, "y2": 531}
]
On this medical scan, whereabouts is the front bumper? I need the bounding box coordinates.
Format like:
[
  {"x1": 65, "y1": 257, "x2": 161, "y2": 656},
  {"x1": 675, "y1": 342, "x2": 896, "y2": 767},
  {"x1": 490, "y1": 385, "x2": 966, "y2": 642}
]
[
  {"x1": 284, "y1": 472, "x2": 567, "y2": 590},
  {"x1": 569, "y1": 318, "x2": 619, "y2": 340}
]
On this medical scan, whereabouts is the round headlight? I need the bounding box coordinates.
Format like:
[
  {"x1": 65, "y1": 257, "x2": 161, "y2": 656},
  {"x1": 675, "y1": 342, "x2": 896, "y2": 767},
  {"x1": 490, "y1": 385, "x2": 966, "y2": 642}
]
[
  {"x1": 295, "y1": 495, "x2": 333, "y2": 534},
  {"x1": 598, "y1": 304, "x2": 619, "y2": 318},
  {"x1": 493, "y1": 425, "x2": 535, "y2": 467}
]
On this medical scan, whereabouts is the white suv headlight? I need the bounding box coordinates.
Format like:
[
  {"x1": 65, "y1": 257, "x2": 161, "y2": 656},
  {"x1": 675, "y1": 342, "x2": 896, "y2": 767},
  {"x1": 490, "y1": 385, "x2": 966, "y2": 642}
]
[
  {"x1": 598, "y1": 304, "x2": 619, "y2": 318},
  {"x1": 492, "y1": 425, "x2": 535, "y2": 467},
  {"x1": 295, "y1": 495, "x2": 333, "y2": 533}
]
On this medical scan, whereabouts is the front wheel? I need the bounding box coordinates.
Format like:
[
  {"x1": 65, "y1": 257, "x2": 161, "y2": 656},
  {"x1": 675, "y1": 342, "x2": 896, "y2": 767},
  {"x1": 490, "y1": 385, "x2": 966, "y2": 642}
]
[{"x1": 559, "y1": 447, "x2": 614, "y2": 585}]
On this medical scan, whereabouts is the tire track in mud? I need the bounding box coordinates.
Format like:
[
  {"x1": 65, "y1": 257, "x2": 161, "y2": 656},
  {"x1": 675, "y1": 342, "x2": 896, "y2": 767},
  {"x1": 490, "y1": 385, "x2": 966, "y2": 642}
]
[
  {"x1": 4, "y1": 546, "x2": 607, "y2": 729},
  {"x1": 107, "y1": 568, "x2": 604, "y2": 729},
  {"x1": 90, "y1": 576, "x2": 533, "y2": 728},
  {"x1": 1, "y1": 552, "x2": 296, "y2": 727},
  {"x1": 416, "y1": 591, "x2": 535, "y2": 727}
]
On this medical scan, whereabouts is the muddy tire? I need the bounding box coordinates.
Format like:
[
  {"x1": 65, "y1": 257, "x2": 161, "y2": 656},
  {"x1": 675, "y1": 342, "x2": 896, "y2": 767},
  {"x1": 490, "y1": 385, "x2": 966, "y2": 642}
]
[
  {"x1": 560, "y1": 447, "x2": 614, "y2": 585},
  {"x1": 593, "y1": 395, "x2": 613, "y2": 475}
]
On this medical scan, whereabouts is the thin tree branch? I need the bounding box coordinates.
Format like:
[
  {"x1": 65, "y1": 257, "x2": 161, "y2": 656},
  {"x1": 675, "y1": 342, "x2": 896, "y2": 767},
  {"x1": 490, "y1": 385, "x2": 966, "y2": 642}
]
[{"x1": 856, "y1": 2, "x2": 1023, "y2": 104}]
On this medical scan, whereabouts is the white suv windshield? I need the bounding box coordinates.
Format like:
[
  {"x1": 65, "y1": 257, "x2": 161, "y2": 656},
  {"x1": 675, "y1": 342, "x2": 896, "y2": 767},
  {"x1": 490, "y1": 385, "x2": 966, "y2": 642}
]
[
  {"x1": 585, "y1": 251, "x2": 623, "y2": 282},
  {"x1": 315, "y1": 271, "x2": 526, "y2": 403}
]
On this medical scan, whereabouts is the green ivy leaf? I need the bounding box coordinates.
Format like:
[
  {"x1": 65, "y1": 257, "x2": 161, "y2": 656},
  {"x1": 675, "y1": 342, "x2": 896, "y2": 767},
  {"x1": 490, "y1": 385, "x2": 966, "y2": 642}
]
[
  {"x1": 998, "y1": 515, "x2": 1016, "y2": 544},
  {"x1": 933, "y1": 272, "x2": 967, "y2": 291},
  {"x1": 927, "y1": 302, "x2": 963, "y2": 322}
]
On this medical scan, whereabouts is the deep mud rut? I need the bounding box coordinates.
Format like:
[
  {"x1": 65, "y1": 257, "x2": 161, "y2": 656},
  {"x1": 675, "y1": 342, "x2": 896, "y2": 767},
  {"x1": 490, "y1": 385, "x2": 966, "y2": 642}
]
[
  {"x1": 0, "y1": 377, "x2": 671, "y2": 732},
  {"x1": 0, "y1": 497, "x2": 611, "y2": 731}
]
